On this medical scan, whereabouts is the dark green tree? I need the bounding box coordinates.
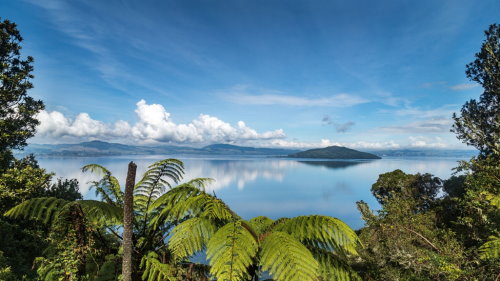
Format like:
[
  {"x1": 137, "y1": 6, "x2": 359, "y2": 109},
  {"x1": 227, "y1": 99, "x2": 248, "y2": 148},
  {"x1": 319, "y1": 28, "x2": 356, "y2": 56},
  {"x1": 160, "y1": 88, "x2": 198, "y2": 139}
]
[
  {"x1": 371, "y1": 169, "x2": 441, "y2": 212},
  {"x1": 0, "y1": 18, "x2": 44, "y2": 167},
  {"x1": 452, "y1": 23, "x2": 500, "y2": 158}
]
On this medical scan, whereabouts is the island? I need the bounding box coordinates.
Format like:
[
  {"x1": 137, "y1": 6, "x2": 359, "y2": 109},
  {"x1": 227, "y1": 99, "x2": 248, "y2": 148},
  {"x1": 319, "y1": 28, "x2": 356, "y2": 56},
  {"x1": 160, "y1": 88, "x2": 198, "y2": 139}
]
[{"x1": 288, "y1": 146, "x2": 381, "y2": 159}]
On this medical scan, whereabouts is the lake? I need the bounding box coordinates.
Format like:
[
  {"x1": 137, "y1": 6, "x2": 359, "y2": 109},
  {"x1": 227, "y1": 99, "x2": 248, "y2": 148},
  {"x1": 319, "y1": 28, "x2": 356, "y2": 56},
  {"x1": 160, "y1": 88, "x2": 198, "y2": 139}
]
[{"x1": 37, "y1": 155, "x2": 465, "y2": 229}]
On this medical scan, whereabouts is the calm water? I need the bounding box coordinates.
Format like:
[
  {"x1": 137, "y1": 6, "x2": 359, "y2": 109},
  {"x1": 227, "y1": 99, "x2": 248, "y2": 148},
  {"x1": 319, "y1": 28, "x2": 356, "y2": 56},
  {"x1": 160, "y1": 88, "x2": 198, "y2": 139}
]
[{"x1": 37, "y1": 155, "x2": 465, "y2": 229}]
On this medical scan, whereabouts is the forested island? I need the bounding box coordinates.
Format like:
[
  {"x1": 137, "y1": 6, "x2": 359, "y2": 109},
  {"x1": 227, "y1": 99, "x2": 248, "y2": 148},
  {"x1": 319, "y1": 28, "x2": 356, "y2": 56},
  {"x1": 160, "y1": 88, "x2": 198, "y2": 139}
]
[
  {"x1": 287, "y1": 146, "x2": 381, "y2": 159},
  {"x1": 0, "y1": 17, "x2": 499, "y2": 281}
]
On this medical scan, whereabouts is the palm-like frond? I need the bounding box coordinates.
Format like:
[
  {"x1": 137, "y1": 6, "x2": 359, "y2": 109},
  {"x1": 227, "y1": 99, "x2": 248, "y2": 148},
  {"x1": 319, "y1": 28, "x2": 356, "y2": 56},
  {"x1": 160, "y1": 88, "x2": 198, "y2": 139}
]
[
  {"x1": 82, "y1": 164, "x2": 123, "y2": 206},
  {"x1": 206, "y1": 220, "x2": 259, "y2": 281},
  {"x1": 479, "y1": 236, "x2": 500, "y2": 260},
  {"x1": 5, "y1": 197, "x2": 68, "y2": 224},
  {"x1": 248, "y1": 216, "x2": 274, "y2": 235},
  {"x1": 168, "y1": 217, "x2": 216, "y2": 259},
  {"x1": 134, "y1": 159, "x2": 185, "y2": 215},
  {"x1": 150, "y1": 180, "x2": 234, "y2": 229},
  {"x1": 78, "y1": 200, "x2": 123, "y2": 224},
  {"x1": 4, "y1": 197, "x2": 122, "y2": 226},
  {"x1": 312, "y1": 248, "x2": 361, "y2": 281},
  {"x1": 273, "y1": 215, "x2": 361, "y2": 256},
  {"x1": 140, "y1": 252, "x2": 178, "y2": 281},
  {"x1": 260, "y1": 231, "x2": 319, "y2": 281}
]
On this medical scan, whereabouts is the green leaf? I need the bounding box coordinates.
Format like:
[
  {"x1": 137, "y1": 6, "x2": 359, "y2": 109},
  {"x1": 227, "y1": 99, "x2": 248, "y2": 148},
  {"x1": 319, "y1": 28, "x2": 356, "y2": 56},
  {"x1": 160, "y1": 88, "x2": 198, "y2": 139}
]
[
  {"x1": 207, "y1": 220, "x2": 258, "y2": 281},
  {"x1": 260, "y1": 231, "x2": 319, "y2": 281}
]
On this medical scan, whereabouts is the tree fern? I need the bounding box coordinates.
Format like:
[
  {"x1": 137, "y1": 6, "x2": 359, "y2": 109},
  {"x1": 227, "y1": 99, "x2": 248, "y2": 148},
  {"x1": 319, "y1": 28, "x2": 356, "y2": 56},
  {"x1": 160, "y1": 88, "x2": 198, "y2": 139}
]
[
  {"x1": 134, "y1": 159, "x2": 185, "y2": 216},
  {"x1": 168, "y1": 217, "x2": 216, "y2": 259},
  {"x1": 273, "y1": 215, "x2": 361, "y2": 256},
  {"x1": 206, "y1": 220, "x2": 259, "y2": 281},
  {"x1": 150, "y1": 180, "x2": 234, "y2": 228},
  {"x1": 5, "y1": 197, "x2": 122, "y2": 225},
  {"x1": 311, "y1": 248, "x2": 361, "y2": 281},
  {"x1": 248, "y1": 216, "x2": 274, "y2": 235},
  {"x1": 82, "y1": 164, "x2": 123, "y2": 206},
  {"x1": 140, "y1": 252, "x2": 179, "y2": 281},
  {"x1": 260, "y1": 231, "x2": 319, "y2": 281},
  {"x1": 479, "y1": 236, "x2": 500, "y2": 260}
]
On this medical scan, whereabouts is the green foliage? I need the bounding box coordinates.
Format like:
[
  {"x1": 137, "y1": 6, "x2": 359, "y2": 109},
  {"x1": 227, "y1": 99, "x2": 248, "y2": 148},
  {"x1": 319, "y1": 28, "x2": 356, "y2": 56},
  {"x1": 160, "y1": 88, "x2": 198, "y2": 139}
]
[
  {"x1": 207, "y1": 220, "x2": 259, "y2": 281},
  {"x1": 479, "y1": 236, "x2": 500, "y2": 260},
  {"x1": 260, "y1": 231, "x2": 318, "y2": 281},
  {"x1": 371, "y1": 169, "x2": 441, "y2": 211},
  {"x1": 0, "y1": 155, "x2": 52, "y2": 212},
  {"x1": 82, "y1": 164, "x2": 123, "y2": 206},
  {"x1": 168, "y1": 217, "x2": 215, "y2": 259},
  {"x1": 273, "y1": 215, "x2": 360, "y2": 256},
  {"x1": 354, "y1": 199, "x2": 466, "y2": 281},
  {"x1": 140, "y1": 252, "x2": 178, "y2": 281},
  {"x1": 452, "y1": 23, "x2": 500, "y2": 158},
  {"x1": 0, "y1": 18, "x2": 44, "y2": 154},
  {"x1": 5, "y1": 197, "x2": 123, "y2": 226}
]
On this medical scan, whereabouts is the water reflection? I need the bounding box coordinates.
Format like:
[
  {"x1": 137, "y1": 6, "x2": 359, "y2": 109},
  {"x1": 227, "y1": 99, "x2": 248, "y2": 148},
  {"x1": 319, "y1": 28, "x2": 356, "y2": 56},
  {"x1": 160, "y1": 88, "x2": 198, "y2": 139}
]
[
  {"x1": 37, "y1": 156, "x2": 464, "y2": 229},
  {"x1": 298, "y1": 160, "x2": 372, "y2": 170}
]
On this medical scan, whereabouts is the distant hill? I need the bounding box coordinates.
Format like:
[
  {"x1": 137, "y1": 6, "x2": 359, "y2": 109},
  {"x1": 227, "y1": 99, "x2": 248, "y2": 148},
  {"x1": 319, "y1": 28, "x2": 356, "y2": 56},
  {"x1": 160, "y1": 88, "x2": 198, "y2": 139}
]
[
  {"x1": 288, "y1": 146, "x2": 381, "y2": 159},
  {"x1": 367, "y1": 149, "x2": 477, "y2": 158},
  {"x1": 20, "y1": 141, "x2": 300, "y2": 157}
]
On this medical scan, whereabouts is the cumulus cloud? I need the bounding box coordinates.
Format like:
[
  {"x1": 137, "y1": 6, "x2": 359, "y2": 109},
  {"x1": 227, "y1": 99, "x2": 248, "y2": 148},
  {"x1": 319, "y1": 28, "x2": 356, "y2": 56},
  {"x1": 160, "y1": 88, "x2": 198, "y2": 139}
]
[
  {"x1": 322, "y1": 115, "x2": 355, "y2": 133},
  {"x1": 36, "y1": 111, "x2": 130, "y2": 140},
  {"x1": 36, "y1": 100, "x2": 285, "y2": 144}
]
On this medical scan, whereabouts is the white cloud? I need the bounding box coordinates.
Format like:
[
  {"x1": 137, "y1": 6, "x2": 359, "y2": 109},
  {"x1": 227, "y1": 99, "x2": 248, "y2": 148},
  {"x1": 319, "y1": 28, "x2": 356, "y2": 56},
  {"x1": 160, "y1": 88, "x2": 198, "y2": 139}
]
[
  {"x1": 449, "y1": 83, "x2": 478, "y2": 91},
  {"x1": 228, "y1": 93, "x2": 369, "y2": 107},
  {"x1": 258, "y1": 139, "x2": 401, "y2": 150},
  {"x1": 380, "y1": 118, "x2": 453, "y2": 134},
  {"x1": 408, "y1": 136, "x2": 447, "y2": 148},
  {"x1": 36, "y1": 111, "x2": 129, "y2": 139},
  {"x1": 36, "y1": 100, "x2": 285, "y2": 144}
]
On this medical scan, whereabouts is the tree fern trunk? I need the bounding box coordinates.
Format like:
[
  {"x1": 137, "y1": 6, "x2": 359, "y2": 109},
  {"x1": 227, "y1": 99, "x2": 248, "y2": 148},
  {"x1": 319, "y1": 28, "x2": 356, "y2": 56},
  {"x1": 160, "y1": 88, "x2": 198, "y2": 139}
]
[
  {"x1": 71, "y1": 204, "x2": 87, "y2": 280},
  {"x1": 123, "y1": 162, "x2": 137, "y2": 281}
]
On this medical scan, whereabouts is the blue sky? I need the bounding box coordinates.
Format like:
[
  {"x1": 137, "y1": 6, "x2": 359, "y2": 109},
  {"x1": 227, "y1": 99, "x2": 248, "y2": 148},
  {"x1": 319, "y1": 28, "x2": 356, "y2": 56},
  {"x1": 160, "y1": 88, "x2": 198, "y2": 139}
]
[{"x1": 2, "y1": 0, "x2": 499, "y2": 149}]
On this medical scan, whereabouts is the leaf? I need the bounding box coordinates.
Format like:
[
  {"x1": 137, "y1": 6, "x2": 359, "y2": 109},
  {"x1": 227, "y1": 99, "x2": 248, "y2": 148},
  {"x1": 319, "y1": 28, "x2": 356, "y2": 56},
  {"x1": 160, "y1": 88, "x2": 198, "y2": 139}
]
[
  {"x1": 260, "y1": 231, "x2": 319, "y2": 281},
  {"x1": 273, "y1": 215, "x2": 361, "y2": 256},
  {"x1": 479, "y1": 236, "x2": 500, "y2": 260},
  {"x1": 168, "y1": 217, "x2": 216, "y2": 259},
  {"x1": 140, "y1": 252, "x2": 178, "y2": 281},
  {"x1": 248, "y1": 216, "x2": 274, "y2": 235},
  {"x1": 207, "y1": 220, "x2": 258, "y2": 281}
]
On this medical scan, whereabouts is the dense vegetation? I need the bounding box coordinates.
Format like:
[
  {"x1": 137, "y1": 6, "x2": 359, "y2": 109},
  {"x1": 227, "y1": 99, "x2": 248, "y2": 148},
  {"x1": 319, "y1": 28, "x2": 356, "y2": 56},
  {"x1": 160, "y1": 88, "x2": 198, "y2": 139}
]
[{"x1": 0, "y1": 18, "x2": 498, "y2": 281}]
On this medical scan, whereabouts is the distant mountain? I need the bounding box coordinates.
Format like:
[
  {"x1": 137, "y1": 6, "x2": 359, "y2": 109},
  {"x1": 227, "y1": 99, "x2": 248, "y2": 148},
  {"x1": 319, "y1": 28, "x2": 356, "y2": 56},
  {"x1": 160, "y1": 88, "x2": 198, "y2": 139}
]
[
  {"x1": 288, "y1": 146, "x2": 381, "y2": 159},
  {"x1": 367, "y1": 149, "x2": 477, "y2": 158},
  {"x1": 20, "y1": 141, "x2": 300, "y2": 157}
]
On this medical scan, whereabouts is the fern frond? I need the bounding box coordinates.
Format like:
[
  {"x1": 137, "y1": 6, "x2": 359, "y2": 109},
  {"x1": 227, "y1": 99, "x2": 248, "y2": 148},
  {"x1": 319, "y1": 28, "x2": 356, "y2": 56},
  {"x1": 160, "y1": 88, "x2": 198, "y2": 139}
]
[
  {"x1": 140, "y1": 252, "x2": 178, "y2": 281},
  {"x1": 248, "y1": 216, "x2": 274, "y2": 235},
  {"x1": 78, "y1": 200, "x2": 123, "y2": 224},
  {"x1": 82, "y1": 164, "x2": 123, "y2": 206},
  {"x1": 312, "y1": 247, "x2": 361, "y2": 281},
  {"x1": 273, "y1": 215, "x2": 361, "y2": 256},
  {"x1": 5, "y1": 197, "x2": 69, "y2": 224},
  {"x1": 5, "y1": 197, "x2": 122, "y2": 226},
  {"x1": 134, "y1": 159, "x2": 185, "y2": 215},
  {"x1": 168, "y1": 217, "x2": 216, "y2": 259},
  {"x1": 260, "y1": 231, "x2": 319, "y2": 281},
  {"x1": 150, "y1": 183, "x2": 235, "y2": 230},
  {"x1": 479, "y1": 236, "x2": 500, "y2": 260},
  {"x1": 206, "y1": 220, "x2": 259, "y2": 281}
]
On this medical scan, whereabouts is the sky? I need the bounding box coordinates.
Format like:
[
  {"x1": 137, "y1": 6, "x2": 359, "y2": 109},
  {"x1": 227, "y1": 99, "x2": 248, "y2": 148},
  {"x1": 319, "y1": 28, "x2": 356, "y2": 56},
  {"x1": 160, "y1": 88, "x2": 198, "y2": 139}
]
[{"x1": 2, "y1": 0, "x2": 499, "y2": 149}]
